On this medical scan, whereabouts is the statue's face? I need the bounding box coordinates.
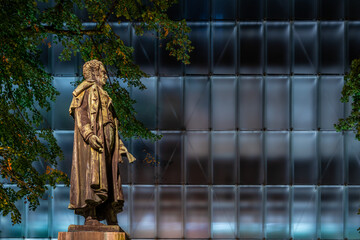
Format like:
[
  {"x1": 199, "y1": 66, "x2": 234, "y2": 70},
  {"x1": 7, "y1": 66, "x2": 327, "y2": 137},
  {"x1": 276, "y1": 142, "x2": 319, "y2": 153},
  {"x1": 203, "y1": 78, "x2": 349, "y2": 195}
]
[{"x1": 97, "y1": 65, "x2": 107, "y2": 86}]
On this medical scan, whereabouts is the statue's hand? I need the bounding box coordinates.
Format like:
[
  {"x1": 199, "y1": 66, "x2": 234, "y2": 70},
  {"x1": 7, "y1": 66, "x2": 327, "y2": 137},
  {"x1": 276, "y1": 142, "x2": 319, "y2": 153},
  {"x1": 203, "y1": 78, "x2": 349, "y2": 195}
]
[{"x1": 89, "y1": 135, "x2": 103, "y2": 153}]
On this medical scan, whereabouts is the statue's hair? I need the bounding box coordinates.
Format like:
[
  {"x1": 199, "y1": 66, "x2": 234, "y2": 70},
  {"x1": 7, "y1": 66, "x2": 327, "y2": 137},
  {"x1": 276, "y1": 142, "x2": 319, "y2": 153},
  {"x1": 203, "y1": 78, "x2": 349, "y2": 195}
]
[{"x1": 83, "y1": 59, "x2": 104, "y2": 81}]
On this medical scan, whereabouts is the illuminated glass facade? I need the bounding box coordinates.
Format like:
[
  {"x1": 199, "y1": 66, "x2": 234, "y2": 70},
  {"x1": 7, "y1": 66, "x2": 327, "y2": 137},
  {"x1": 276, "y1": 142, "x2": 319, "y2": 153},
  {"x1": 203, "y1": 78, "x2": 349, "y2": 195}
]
[{"x1": 2, "y1": 0, "x2": 360, "y2": 239}]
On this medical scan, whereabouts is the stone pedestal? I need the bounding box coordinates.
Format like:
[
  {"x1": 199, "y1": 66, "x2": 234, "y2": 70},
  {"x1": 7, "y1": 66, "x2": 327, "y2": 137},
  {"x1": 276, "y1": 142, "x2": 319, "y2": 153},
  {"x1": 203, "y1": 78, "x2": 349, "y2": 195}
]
[{"x1": 58, "y1": 231, "x2": 127, "y2": 240}]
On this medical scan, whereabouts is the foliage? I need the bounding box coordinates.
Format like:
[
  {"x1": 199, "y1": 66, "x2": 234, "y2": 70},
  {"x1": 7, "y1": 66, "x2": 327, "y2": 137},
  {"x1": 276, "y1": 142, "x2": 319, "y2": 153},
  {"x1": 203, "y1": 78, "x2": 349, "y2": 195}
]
[
  {"x1": 335, "y1": 59, "x2": 360, "y2": 140},
  {"x1": 0, "y1": 0, "x2": 193, "y2": 224}
]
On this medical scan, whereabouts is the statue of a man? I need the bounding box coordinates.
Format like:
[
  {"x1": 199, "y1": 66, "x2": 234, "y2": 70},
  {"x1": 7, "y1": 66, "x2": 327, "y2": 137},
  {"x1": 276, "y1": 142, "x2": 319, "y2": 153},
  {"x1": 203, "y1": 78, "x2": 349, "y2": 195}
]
[{"x1": 68, "y1": 59, "x2": 135, "y2": 226}]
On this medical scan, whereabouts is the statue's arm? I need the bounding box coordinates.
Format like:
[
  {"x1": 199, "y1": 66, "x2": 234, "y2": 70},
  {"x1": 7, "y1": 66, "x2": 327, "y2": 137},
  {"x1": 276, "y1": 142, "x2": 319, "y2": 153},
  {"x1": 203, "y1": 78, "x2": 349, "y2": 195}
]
[{"x1": 74, "y1": 90, "x2": 93, "y2": 142}]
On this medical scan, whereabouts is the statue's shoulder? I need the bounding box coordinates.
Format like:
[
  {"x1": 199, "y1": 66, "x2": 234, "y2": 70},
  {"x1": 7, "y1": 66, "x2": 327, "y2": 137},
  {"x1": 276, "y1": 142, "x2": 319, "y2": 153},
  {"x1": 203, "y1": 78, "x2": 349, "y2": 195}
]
[{"x1": 73, "y1": 81, "x2": 95, "y2": 97}]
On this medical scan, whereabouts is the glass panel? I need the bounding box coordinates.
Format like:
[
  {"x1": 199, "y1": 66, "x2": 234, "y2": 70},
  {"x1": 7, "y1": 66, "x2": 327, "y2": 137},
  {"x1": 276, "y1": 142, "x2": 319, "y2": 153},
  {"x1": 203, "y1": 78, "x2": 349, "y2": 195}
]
[
  {"x1": 185, "y1": 132, "x2": 210, "y2": 184},
  {"x1": 158, "y1": 77, "x2": 183, "y2": 130},
  {"x1": 166, "y1": 0, "x2": 183, "y2": 21},
  {"x1": 131, "y1": 138, "x2": 156, "y2": 184},
  {"x1": 346, "y1": 132, "x2": 360, "y2": 185},
  {"x1": 132, "y1": 77, "x2": 157, "y2": 130},
  {"x1": 319, "y1": 76, "x2": 344, "y2": 130},
  {"x1": 348, "y1": 0, "x2": 360, "y2": 20},
  {"x1": 185, "y1": 186, "x2": 210, "y2": 238},
  {"x1": 239, "y1": 132, "x2": 264, "y2": 185},
  {"x1": 239, "y1": 0, "x2": 264, "y2": 20},
  {"x1": 320, "y1": 0, "x2": 344, "y2": 20},
  {"x1": 239, "y1": 23, "x2": 264, "y2": 74},
  {"x1": 131, "y1": 28, "x2": 156, "y2": 75},
  {"x1": 238, "y1": 186, "x2": 263, "y2": 238},
  {"x1": 185, "y1": 0, "x2": 210, "y2": 20},
  {"x1": 158, "y1": 132, "x2": 183, "y2": 184},
  {"x1": 320, "y1": 22, "x2": 345, "y2": 74},
  {"x1": 54, "y1": 131, "x2": 73, "y2": 178},
  {"x1": 292, "y1": 186, "x2": 317, "y2": 239},
  {"x1": 266, "y1": 23, "x2": 290, "y2": 74},
  {"x1": 212, "y1": 22, "x2": 236, "y2": 74},
  {"x1": 319, "y1": 132, "x2": 344, "y2": 185},
  {"x1": 158, "y1": 38, "x2": 182, "y2": 76},
  {"x1": 294, "y1": 0, "x2": 317, "y2": 20},
  {"x1": 292, "y1": 132, "x2": 318, "y2": 185},
  {"x1": 211, "y1": 0, "x2": 236, "y2": 20},
  {"x1": 117, "y1": 185, "x2": 129, "y2": 233},
  {"x1": 131, "y1": 186, "x2": 156, "y2": 238},
  {"x1": 292, "y1": 76, "x2": 317, "y2": 130},
  {"x1": 185, "y1": 23, "x2": 210, "y2": 75},
  {"x1": 293, "y1": 22, "x2": 318, "y2": 74},
  {"x1": 0, "y1": 186, "x2": 24, "y2": 238},
  {"x1": 158, "y1": 186, "x2": 183, "y2": 238},
  {"x1": 212, "y1": 132, "x2": 236, "y2": 185},
  {"x1": 265, "y1": 76, "x2": 290, "y2": 130},
  {"x1": 111, "y1": 23, "x2": 130, "y2": 46},
  {"x1": 212, "y1": 186, "x2": 236, "y2": 238},
  {"x1": 266, "y1": 132, "x2": 290, "y2": 185},
  {"x1": 39, "y1": 37, "x2": 51, "y2": 73},
  {"x1": 211, "y1": 77, "x2": 236, "y2": 130},
  {"x1": 119, "y1": 139, "x2": 129, "y2": 185},
  {"x1": 184, "y1": 77, "x2": 210, "y2": 130},
  {"x1": 52, "y1": 42, "x2": 79, "y2": 76},
  {"x1": 265, "y1": 186, "x2": 290, "y2": 239},
  {"x1": 267, "y1": 0, "x2": 290, "y2": 20},
  {"x1": 320, "y1": 186, "x2": 344, "y2": 239},
  {"x1": 348, "y1": 22, "x2": 360, "y2": 72},
  {"x1": 27, "y1": 190, "x2": 49, "y2": 238},
  {"x1": 347, "y1": 187, "x2": 360, "y2": 239},
  {"x1": 52, "y1": 186, "x2": 75, "y2": 236},
  {"x1": 238, "y1": 76, "x2": 263, "y2": 130},
  {"x1": 53, "y1": 77, "x2": 76, "y2": 130}
]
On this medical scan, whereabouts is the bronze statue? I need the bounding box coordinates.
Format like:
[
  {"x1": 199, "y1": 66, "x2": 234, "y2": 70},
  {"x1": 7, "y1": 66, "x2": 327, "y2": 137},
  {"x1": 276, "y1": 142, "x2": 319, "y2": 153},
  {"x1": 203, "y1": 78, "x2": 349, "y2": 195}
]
[{"x1": 68, "y1": 60, "x2": 135, "y2": 226}]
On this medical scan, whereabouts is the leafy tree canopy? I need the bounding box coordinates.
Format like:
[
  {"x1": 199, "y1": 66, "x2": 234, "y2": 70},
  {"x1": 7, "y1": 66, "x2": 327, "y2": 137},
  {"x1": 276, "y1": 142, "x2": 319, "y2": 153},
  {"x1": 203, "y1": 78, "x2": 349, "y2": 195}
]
[{"x1": 0, "y1": 0, "x2": 193, "y2": 224}]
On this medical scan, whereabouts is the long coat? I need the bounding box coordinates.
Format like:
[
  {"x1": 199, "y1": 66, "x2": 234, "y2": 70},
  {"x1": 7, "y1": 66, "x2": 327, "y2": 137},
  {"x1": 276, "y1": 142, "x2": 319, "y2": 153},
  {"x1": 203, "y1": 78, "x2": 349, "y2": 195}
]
[{"x1": 68, "y1": 80, "x2": 135, "y2": 220}]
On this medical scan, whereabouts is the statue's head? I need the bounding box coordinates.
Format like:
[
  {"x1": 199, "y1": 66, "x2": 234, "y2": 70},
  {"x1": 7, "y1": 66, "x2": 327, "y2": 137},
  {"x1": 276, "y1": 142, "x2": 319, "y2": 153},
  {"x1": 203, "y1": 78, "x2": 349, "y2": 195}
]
[{"x1": 83, "y1": 59, "x2": 108, "y2": 86}]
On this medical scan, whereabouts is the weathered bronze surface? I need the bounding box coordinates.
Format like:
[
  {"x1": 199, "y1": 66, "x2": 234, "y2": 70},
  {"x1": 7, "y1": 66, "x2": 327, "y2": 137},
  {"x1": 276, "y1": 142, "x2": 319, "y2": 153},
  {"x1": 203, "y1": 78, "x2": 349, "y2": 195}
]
[{"x1": 68, "y1": 59, "x2": 135, "y2": 226}]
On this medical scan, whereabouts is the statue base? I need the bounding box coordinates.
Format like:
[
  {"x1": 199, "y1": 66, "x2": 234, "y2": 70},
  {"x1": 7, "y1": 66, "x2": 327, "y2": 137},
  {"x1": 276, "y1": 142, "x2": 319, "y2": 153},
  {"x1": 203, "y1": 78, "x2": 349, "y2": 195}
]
[{"x1": 58, "y1": 225, "x2": 130, "y2": 240}]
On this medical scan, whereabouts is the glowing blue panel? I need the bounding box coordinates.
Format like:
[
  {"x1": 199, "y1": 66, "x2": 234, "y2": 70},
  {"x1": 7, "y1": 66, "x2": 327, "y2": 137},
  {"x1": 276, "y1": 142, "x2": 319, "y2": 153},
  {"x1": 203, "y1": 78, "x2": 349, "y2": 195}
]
[
  {"x1": 294, "y1": 0, "x2": 317, "y2": 19},
  {"x1": 211, "y1": 77, "x2": 236, "y2": 130},
  {"x1": 185, "y1": 23, "x2": 210, "y2": 75},
  {"x1": 348, "y1": 1, "x2": 360, "y2": 20},
  {"x1": 239, "y1": 0, "x2": 264, "y2": 20},
  {"x1": 211, "y1": 0, "x2": 236, "y2": 20},
  {"x1": 267, "y1": 0, "x2": 290, "y2": 20},
  {"x1": 265, "y1": 76, "x2": 290, "y2": 130},
  {"x1": 239, "y1": 23, "x2": 264, "y2": 74},
  {"x1": 53, "y1": 77, "x2": 76, "y2": 130},
  {"x1": 320, "y1": 0, "x2": 344, "y2": 20},
  {"x1": 292, "y1": 76, "x2": 317, "y2": 130},
  {"x1": 266, "y1": 23, "x2": 290, "y2": 74},
  {"x1": 239, "y1": 132, "x2": 264, "y2": 185},
  {"x1": 184, "y1": 77, "x2": 210, "y2": 130},
  {"x1": 52, "y1": 42, "x2": 79, "y2": 76},
  {"x1": 238, "y1": 186, "x2": 263, "y2": 238},
  {"x1": 292, "y1": 132, "x2": 318, "y2": 185},
  {"x1": 266, "y1": 186, "x2": 290, "y2": 239},
  {"x1": 320, "y1": 186, "x2": 344, "y2": 239},
  {"x1": 292, "y1": 186, "x2": 317, "y2": 239},
  {"x1": 131, "y1": 138, "x2": 155, "y2": 184},
  {"x1": 212, "y1": 186, "x2": 236, "y2": 238},
  {"x1": 212, "y1": 132, "x2": 236, "y2": 184},
  {"x1": 111, "y1": 23, "x2": 130, "y2": 46},
  {"x1": 319, "y1": 76, "x2": 344, "y2": 130},
  {"x1": 238, "y1": 76, "x2": 263, "y2": 130},
  {"x1": 158, "y1": 132, "x2": 183, "y2": 184},
  {"x1": 212, "y1": 22, "x2": 236, "y2": 74},
  {"x1": 266, "y1": 132, "x2": 290, "y2": 185},
  {"x1": 346, "y1": 132, "x2": 360, "y2": 185},
  {"x1": 52, "y1": 186, "x2": 75, "y2": 236},
  {"x1": 185, "y1": 186, "x2": 210, "y2": 238},
  {"x1": 131, "y1": 186, "x2": 156, "y2": 238},
  {"x1": 132, "y1": 77, "x2": 157, "y2": 130},
  {"x1": 27, "y1": 190, "x2": 49, "y2": 238},
  {"x1": 131, "y1": 29, "x2": 156, "y2": 75},
  {"x1": 347, "y1": 187, "x2": 360, "y2": 239},
  {"x1": 320, "y1": 22, "x2": 345, "y2": 74},
  {"x1": 319, "y1": 132, "x2": 344, "y2": 185},
  {"x1": 348, "y1": 22, "x2": 360, "y2": 72},
  {"x1": 158, "y1": 77, "x2": 183, "y2": 130},
  {"x1": 54, "y1": 132, "x2": 73, "y2": 177},
  {"x1": 117, "y1": 185, "x2": 129, "y2": 233},
  {"x1": 293, "y1": 22, "x2": 318, "y2": 74},
  {"x1": 185, "y1": 132, "x2": 210, "y2": 184},
  {"x1": 159, "y1": 38, "x2": 182, "y2": 76},
  {"x1": 158, "y1": 186, "x2": 183, "y2": 238},
  {"x1": 185, "y1": 0, "x2": 210, "y2": 20}
]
